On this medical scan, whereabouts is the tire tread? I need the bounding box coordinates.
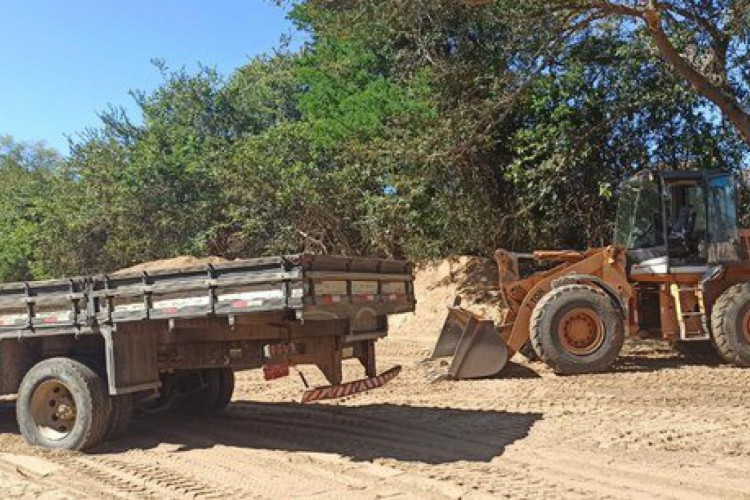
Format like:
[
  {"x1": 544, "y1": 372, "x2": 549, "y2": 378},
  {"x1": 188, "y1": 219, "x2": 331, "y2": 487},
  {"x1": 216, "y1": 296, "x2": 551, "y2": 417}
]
[
  {"x1": 530, "y1": 284, "x2": 624, "y2": 375},
  {"x1": 711, "y1": 283, "x2": 750, "y2": 367}
]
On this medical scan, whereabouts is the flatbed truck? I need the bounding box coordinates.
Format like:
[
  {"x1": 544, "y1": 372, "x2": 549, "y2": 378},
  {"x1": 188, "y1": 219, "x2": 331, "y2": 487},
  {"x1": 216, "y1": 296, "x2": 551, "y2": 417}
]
[{"x1": 0, "y1": 254, "x2": 415, "y2": 450}]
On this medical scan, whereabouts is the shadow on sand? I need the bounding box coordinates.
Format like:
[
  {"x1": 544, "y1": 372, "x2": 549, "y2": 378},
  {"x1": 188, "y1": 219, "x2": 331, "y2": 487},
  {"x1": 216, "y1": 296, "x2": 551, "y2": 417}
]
[
  {"x1": 0, "y1": 400, "x2": 541, "y2": 464},
  {"x1": 612, "y1": 352, "x2": 721, "y2": 373}
]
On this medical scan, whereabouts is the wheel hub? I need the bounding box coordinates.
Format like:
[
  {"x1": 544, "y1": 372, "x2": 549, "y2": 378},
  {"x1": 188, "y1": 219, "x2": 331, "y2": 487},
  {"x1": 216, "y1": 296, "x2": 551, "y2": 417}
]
[
  {"x1": 558, "y1": 307, "x2": 604, "y2": 355},
  {"x1": 31, "y1": 380, "x2": 77, "y2": 440}
]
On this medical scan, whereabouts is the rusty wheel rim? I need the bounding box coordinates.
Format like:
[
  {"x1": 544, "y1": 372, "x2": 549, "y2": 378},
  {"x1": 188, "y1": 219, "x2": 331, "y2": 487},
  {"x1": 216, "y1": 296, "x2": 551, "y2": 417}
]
[
  {"x1": 557, "y1": 307, "x2": 605, "y2": 356},
  {"x1": 742, "y1": 307, "x2": 750, "y2": 345},
  {"x1": 30, "y1": 379, "x2": 77, "y2": 441}
]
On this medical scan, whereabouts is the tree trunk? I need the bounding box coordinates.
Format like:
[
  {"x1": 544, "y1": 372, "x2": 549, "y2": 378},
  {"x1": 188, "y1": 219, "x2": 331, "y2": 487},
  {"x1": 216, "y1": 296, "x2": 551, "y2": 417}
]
[{"x1": 643, "y1": 9, "x2": 750, "y2": 146}]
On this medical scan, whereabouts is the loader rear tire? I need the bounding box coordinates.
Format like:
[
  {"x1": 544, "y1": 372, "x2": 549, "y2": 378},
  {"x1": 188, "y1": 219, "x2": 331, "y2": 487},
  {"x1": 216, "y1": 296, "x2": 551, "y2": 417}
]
[
  {"x1": 710, "y1": 283, "x2": 750, "y2": 367},
  {"x1": 531, "y1": 284, "x2": 624, "y2": 375}
]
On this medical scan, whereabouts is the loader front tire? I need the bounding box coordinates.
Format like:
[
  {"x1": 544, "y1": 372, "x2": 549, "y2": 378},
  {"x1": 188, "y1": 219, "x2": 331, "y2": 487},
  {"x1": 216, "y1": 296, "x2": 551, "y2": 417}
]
[
  {"x1": 710, "y1": 283, "x2": 750, "y2": 367},
  {"x1": 531, "y1": 285, "x2": 624, "y2": 375}
]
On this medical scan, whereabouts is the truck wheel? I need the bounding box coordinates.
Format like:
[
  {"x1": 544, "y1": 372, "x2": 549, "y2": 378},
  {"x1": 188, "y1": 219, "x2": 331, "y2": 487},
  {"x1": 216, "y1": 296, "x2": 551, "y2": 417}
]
[
  {"x1": 105, "y1": 394, "x2": 134, "y2": 440},
  {"x1": 530, "y1": 284, "x2": 624, "y2": 375},
  {"x1": 177, "y1": 369, "x2": 221, "y2": 415},
  {"x1": 215, "y1": 368, "x2": 235, "y2": 410},
  {"x1": 710, "y1": 283, "x2": 750, "y2": 367},
  {"x1": 17, "y1": 357, "x2": 112, "y2": 451}
]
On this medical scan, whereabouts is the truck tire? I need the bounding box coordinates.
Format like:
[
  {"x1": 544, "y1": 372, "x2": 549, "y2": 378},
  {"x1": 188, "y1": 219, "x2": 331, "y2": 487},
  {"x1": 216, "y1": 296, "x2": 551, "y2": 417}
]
[
  {"x1": 530, "y1": 284, "x2": 624, "y2": 375},
  {"x1": 177, "y1": 369, "x2": 222, "y2": 415},
  {"x1": 710, "y1": 283, "x2": 750, "y2": 367},
  {"x1": 215, "y1": 368, "x2": 235, "y2": 410},
  {"x1": 17, "y1": 357, "x2": 112, "y2": 451},
  {"x1": 105, "y1": 394, "x2": 134, "y2": 440}
]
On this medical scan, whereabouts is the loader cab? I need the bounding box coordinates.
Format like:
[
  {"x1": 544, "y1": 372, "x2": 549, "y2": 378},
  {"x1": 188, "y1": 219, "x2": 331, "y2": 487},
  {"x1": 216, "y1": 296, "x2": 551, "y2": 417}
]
[{"x1": 614, "y1": 170, "x2": 741, "y2": 274}]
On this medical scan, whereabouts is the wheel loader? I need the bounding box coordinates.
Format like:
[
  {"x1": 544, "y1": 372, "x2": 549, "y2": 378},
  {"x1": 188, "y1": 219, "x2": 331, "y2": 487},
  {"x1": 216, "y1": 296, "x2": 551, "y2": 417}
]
[{"x1": 431, "y1": 169, "x2": 750, "y2": 378}]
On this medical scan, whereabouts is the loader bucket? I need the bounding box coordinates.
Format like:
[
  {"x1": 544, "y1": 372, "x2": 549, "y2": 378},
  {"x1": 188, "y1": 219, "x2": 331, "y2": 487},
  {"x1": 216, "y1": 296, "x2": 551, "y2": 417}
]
[{"x1": 429, "y1": 305, "x2": 508, "y2": 379}]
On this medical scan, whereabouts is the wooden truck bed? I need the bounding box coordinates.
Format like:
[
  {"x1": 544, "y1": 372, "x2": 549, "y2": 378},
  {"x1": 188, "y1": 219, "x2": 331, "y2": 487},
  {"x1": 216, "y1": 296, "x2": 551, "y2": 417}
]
[{"x1": 0, "y1": 254, "x2": 414, "y2": 338}]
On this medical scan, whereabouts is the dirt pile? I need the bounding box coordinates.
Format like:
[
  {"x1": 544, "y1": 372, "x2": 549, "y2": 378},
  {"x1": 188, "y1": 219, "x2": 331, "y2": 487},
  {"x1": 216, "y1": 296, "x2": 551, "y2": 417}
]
[
  {"x1": 113, "y1": 255, "x2": 232, "y2": 275},
  {"x1": 390, "y1": 255, "x2": 504, "y2": 340}
]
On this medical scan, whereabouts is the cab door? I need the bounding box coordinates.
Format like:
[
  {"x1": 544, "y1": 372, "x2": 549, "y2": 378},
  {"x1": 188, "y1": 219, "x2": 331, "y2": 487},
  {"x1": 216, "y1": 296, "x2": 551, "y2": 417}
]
[{"x1": 705, "y1": 173, "x2": 740, "y2": 263}]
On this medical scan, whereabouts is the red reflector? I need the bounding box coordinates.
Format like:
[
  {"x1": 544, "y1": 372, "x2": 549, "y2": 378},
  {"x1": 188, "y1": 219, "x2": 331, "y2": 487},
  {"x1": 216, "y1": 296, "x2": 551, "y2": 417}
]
[
  {"x1": 233, "y1": 300, "x2": 248, "y2": 308},
  {"x1": 319, "y1": 295, "x2": 344, "y2": 305},
  {"x1": 263, "y1": 363, "x2": 290, "y2": 381}
]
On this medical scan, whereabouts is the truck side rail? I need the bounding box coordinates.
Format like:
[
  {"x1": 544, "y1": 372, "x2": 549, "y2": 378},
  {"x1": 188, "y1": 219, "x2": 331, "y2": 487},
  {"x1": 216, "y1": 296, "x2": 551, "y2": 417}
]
[
  {"x1": 0, "y1": 254, "x2": 415, "y2": 338},
  {"x1": 90, "y1": 258, "x2": 304, "y2": 323}
]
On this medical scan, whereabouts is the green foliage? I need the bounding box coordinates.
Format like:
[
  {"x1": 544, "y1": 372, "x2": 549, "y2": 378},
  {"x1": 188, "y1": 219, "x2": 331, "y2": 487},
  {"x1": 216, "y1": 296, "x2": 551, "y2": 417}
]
[
  {"x1": 1, "y1": 1, "x2": 748, "y2": 281},
  {"x1": 0, "y1": 136, "x2": 63, "y2": 280}
]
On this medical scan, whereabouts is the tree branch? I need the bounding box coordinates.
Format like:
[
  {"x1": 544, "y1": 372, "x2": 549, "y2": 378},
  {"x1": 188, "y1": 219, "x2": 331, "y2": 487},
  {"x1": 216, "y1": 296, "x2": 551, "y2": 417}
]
[
  {"x1": 461, "y1": 0, "x2": 750, "y2": 145},
  {"x1": 641, "y1": 6, "x2": 750, "y2": 144}
]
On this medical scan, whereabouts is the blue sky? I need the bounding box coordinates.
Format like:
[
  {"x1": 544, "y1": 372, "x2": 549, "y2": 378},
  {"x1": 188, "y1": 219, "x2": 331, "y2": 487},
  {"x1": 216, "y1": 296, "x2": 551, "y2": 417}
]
[{"x1": 0, "y1": 1, "x2": 300, "y2": 154}]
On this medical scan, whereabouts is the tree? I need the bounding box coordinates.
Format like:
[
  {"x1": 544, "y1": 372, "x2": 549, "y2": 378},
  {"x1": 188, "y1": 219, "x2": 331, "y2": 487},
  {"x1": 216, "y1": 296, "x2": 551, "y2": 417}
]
[
  {"x1": 0, "y1": 136, "x2": 63, "y2": 281},
  {"x1": 66, "y1": 63, "x2": 249, "y2": 272},
  {"x1": 4, "y1": 1, "x2": 745, "y2": 282},
  {"x1": 464, "y1": 0, "x2": 750, "y2": 145},
  {"x1": 292, "y1": 0, "x2": 748, "y2": 252}
]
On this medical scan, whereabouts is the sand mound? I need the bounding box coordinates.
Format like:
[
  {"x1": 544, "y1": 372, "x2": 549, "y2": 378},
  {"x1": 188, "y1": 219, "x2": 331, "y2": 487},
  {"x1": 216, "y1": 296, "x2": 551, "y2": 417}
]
[
  {"x1": 390, "y1": 255, "x2": 504, "y2": 343},
  {"x1": 113, "y1": 255, "x2": 231, "y2": 275}
]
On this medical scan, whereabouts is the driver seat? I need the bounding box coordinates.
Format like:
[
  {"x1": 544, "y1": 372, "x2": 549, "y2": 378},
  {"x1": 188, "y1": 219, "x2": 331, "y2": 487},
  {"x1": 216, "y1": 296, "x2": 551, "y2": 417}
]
[
  {"x1": 670, "y1": 205, "x2": 696, "y2": 239},
  {"x1": 669, "y1": 205, "x2": 697, "y2": 257}
]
